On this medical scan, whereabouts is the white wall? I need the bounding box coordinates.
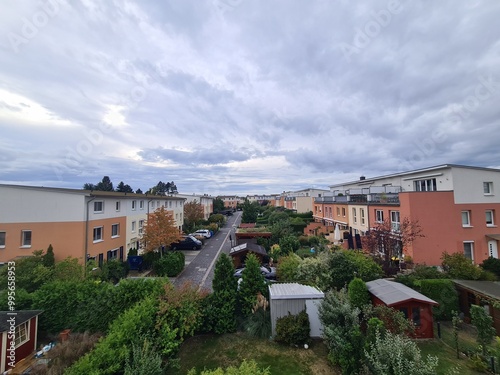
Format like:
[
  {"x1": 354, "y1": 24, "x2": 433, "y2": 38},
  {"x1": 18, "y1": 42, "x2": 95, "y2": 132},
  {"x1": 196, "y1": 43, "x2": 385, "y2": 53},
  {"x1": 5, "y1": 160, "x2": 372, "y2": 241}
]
[{"x1": 452, "y1": 167, "x2": 500, "y2": 204}]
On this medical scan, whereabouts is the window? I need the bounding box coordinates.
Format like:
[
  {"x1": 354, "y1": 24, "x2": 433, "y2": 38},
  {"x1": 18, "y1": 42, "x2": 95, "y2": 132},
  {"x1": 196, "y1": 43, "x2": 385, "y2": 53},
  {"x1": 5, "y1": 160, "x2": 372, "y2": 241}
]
[
  {"x1": 115, "y1": 201, "x2": 120, "y2": 211},
  {"x1": 360, "y1": 208, "x2": 365, "y2": 225},
  {"x1": 169, "y1": 201, "x2": 172, "y2": 208},
  {"x1": 412, "y1": 307, "x2": 421, "y2": 326},
  {"x1": 14, "y1": 321, "x2": 29, "y2": 347},
  {"x1": 352, "y1": 208, "x2": 357, "y2": 223},
  {"x1": 414, "y1": 178, "x2": 437, "y2": 192},
  {"x1": 462, "y1": 211, "x2": 471, "y2": 227},
  {"x1": 94, "y1": 201, "x2": 103, "y2": 213},
  {"x1": 93, "y1": 227, "x2": 103, "y2": 242},
  {"x1": 132, "y1": 200, "x2": 136, "y2": 210},
  {"x1": 342, "y1": 207, "x2": 346, "y2": 217},
  {"x1": 484, "y1": 182, "x2": 493, "y2": 195},
  {"x1": 0, "y1": 231, "x2": 5, "y2": 247},
  {"x1": 391, "y1": 211, "x2": 400, "y2": 232},
  {"x1": 140, "y1": 200, "x2": 144, "y2": 209},
  {"x1": 337, "y1": 207, "x2": 340, "y2": 216},
  {"x1": 131, "y1": 221, "x2": 136, "y2": 232},
  {"x1": 375, "y1": 210, "x2": 384, "y2": 223},
  {"x1": 156, "y1": 201, "x2": 160, "y2": 208},
  {"x1": 111, "y1": 224, "x2": 120, "y2": 238},
  {"x1": 486, "y1": 210, "x2": 495, "y2": 226},
  {"x1": 399, "y1": 307, "x2": 408, "y2": 319},
  {"x1": 21, "y1": 230, "x2": 32, "y2": 247},
  {"x1": 107, "y1": 249, "x2": 118, "y2": 260},
  {"x1": 139, "y1": 220, "x2": 144, "y2": 235},
  {"x1": 464, "y1": 242, "x2": 474, "y2": 260}
]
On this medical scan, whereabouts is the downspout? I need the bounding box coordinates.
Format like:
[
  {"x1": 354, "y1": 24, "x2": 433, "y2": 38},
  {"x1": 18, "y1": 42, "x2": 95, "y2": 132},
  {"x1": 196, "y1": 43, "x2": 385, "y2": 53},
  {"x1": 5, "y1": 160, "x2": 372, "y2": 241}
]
[{"x1": 85, "y1": 194, "x2": 96, "y2": 278}]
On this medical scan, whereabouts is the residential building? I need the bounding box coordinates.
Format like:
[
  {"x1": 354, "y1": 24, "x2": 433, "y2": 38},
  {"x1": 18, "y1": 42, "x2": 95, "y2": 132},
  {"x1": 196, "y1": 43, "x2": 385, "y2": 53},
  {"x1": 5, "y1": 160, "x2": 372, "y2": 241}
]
[
  {"x1": 278, "y1": 188, "x2": 329, "y2": 213},
  {"x1": 173, "y1": 193, "x2": 214, "y2": 220},
  {"x1": 0, "y1": 184, "x2": 185, "y2": 264},
  {"x1": 313, "y1": 165, "x2": 500, "y2": 266},
  {"x1": 246, "y1": 194, "x2": 279, "y2": 206},
  {"x1": 218, "y1": 195, "x2": 244, "y2": 209}
]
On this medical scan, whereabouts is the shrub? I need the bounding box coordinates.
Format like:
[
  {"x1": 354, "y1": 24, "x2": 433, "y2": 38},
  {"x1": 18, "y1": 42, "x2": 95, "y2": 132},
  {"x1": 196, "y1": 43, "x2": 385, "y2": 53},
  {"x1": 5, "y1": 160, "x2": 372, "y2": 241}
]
[
  {"x1": 277, "y1": 254, "x2": 302, "y2": 282},
  {"x1": 245, "y1": 306, "x2": 271, "y2": 339},
  {"x1": 367, "y1": 305, "x2": 415, "y2": 336},
  {"x1": 328, "y1": 251, "x2": 383, "y2": 290},
  {"x1": 238, "y1": 254, "x2": 268, "y2": 317},
  {"x1": 419, "y1": 279, "x2": 458, "y2": 320},
  {"x1": 275, "y1": 310, "x2": 310, "y2": 346},
  {"x1": 480, "y1": 256, "x2": 500, "y2": 279},
  {"x1": 279, "y1": 235, "x2": 301, "y2": 256},
  {"x1": 348, "y1": 277, "x2": 370, "y2": 310},
  {"x1": 101, "y1": 259, "x2": 129, "y2": 283},
  {"x1": 187, "y1": 360, "x2": 270, "y2": 375},
  {"x1": 441, "y1": 252, "x2": 482, "y2": 280},
  {"x1": 124, "y1": 337, "x2": 163, "y2": 375},
  {"x1": 364, "y1": 330, "x2": 439, "y2": 374},
  {"x1": 394, "y1": 264, "x2": 447, "y2": 288},
  {"x1": 153, "y1": 252, "x2": 185, "y2": 277},
  {"x1": 470, "y1": 304, "x2": 496, "y2": 355}
]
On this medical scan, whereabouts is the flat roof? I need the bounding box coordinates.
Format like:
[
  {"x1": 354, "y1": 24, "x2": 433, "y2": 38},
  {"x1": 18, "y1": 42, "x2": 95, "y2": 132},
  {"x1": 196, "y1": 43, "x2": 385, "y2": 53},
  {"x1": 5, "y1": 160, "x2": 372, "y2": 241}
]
[
  {"x1": 229, "y1": 242, "x2": 267, "y2": 257},
  {"x1": 269, "y1": 283, "x2": 324, "y2": 300},
  {"x1": 366, "y1": 279, "x2": 438, "y2": 306},
  {"x1": 453, "y1": 280, "x2": 500, "y2": 300}
]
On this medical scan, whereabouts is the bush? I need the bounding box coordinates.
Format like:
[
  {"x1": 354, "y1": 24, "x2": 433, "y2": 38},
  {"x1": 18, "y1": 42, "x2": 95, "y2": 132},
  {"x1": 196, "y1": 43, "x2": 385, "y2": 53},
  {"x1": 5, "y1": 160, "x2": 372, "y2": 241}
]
[
  {"x1": 328, "y1": 251, "x2": 383, "y2": 290},
  {"x1": 277, "y1": 254, "x2": 302, "y2": 282},
  {"x1": 275, "y1": 310, "x2": 310, "y2": 346},
  {"x1": 279, "y1": 235, "x2": 301, "y2": 256},
  {"x1": 394, "y1": 264, "x2": 447, "y2": 288},
  {"x1": 153, "y1": 252, "x2": 185, "y2": 277},
  {"x1": 187, "y1": 360, "x2": 270, "y2": 375},
  {"x1": 348, "y1": 277, "x2": 370, "y2": 310},
  {"x1": 419, "y1": 279, "x2": 458, "y2": 320},
  {"x1": 480, "y1": 256, "x2": 500, "y2": 279},
  {"x1": 441, "y1": 252, "x2": 482, "y2": 280}
]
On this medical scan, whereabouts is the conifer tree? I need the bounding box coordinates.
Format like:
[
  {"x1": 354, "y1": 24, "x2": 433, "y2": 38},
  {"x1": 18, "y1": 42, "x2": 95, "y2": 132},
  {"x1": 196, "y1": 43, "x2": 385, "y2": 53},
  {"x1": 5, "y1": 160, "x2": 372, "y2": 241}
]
[{"x1": 238, "y1": 254, "x2": 267, "y2": 317}]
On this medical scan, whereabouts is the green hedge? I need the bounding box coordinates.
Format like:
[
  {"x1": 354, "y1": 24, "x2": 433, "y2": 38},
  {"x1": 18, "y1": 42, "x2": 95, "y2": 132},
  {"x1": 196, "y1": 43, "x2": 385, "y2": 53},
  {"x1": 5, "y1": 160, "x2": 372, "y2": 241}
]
[
  {"x1": 419, "y1": 279, "x2": 458, "y2": 321},
  {"x1": 153, "y1": 251, "x2": 185, "y2": 277},
  {"x1": 275, "y1": 310, "x2": 310, "y2": 346}
]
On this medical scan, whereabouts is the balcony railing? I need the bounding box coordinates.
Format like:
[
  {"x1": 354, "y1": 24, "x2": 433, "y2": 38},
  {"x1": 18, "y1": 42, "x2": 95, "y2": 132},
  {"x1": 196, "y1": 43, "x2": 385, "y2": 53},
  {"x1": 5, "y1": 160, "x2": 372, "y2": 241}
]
[{"x1": 314, "y1": 192, "x2": 400, "y2": 205}]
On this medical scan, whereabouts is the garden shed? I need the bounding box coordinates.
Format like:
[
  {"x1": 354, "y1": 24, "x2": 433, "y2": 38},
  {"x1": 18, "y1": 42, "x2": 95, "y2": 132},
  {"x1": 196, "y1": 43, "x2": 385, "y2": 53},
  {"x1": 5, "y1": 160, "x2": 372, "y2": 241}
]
[
  {"x1": 229, "y1": 242, "x2": 268, "y2": 268},
  {"x1": 366, "y1": 279, "x2": 438, "y2": 339},
  {"x1": 269, "y1": 283, "x2": 325, "y2": 338}
]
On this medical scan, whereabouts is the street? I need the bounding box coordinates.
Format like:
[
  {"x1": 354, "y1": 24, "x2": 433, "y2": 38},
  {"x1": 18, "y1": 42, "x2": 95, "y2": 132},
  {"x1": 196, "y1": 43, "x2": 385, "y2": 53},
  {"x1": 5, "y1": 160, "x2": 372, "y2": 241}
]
[{"x1": 173, "y1": 211, "x2": 242, "y2": 291}]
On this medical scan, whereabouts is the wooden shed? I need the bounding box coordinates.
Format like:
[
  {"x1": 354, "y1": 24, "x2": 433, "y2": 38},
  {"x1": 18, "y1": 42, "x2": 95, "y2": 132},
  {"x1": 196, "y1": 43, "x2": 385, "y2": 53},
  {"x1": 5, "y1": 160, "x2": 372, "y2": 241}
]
[
  {"x1": 453, "y1": 280, "x2": 500, "y2": 335},
  {"x1": 229, "y1": 242, "x2": 268, "y2": 268},
  {"x1": 366, "y1": 279, "x2": 438, "y2": 339},
  {"x1": 0, "y1": 310, "x2": 43, "y2": 373},
  {"x1": 269, "y1": 283, "x2": 325, "y2": 338}
]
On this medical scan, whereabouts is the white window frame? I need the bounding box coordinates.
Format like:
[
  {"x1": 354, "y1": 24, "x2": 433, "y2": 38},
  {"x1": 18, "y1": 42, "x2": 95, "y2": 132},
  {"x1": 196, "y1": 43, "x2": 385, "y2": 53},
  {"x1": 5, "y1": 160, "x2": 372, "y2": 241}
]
[
  {"x1": 486, "y1": 210, "x2": 495, "y2": 227},
  {"x1": 0, "y1": 231, "x2": 5, "y2": 248},
  {"x1": 93, "y1": 227, "x2": 103, "y2": 242},
  {"x1": 108, "y1": 248, "x2": 118, "y2": 260},
  {"x1": 375, "y1": 210, "x2": 384, "y2": 223},
  {"x1": 111, "y1": 223, "x2": 120, "y2": 238},
  {"x1": 484, "y1": 182, "x2": 493, "y2": 195},
  {"x1": 342, "y1": 207, "x2": 346, "y2": 217},
  {"x1": 14, "y1": 320, "x2": 29, "y2": 347},
  {"x1": 414, "y1": 178, "x2": 437, "y2": 192},
  {"x1": 462, "y1": 211, "x2": 471, "y2": 227},
  {"x1": 115, "y1": 201, "x2": 120, "y2": 211},
  {"x1": 352, "y1": 208, "x2": 357, "y2": 223},
  {"x1": 337, "y1": 207, "x2": 340, "y2": 216},
  {"x1": 132, "y1": 200, "x2": 137, "y2": 210},
  {"x1": 131, "y1": 221, "x2": 136, "y2": 233},
  {"x1": 94, "y1": 201, "x2": 104, "y2": 213},
  {"x1": 139, "y1": 220, "x2": 144, "y2": 235},
  {"x1": 140, "y1": 200, "x2": 144, "y2": 209},
  {"x1": 391, "y1": 211, "x2": 400, "y2": 232},
  {"x1": 21, "y1": 230, "x2": 32, "y2": 247},
  {"x1": 360, "y1": 208, "x2": 365, "y2": 225},
  {"x1": 463, "y1": 241, "x2": 474, "y2": 261}
]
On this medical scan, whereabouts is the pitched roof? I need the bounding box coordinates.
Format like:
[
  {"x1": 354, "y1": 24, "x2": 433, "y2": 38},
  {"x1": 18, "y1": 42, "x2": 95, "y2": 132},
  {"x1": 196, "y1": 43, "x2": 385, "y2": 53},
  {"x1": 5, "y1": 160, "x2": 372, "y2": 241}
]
[
  {"x1": 229, "y1": 242, "x2": 267, "y2": 257},
  {"x1": 453, "y1": 280, "x2": 500, "y2": 300},
  {"x1": 269, "y1": 283, "x2": 324, "y2": 300},
  {"x1": 366, "y1": 279, "x2": 438, "y2": 306},
  {"x1": 0, "y1": 310, "x2": 43, "y2": 332}
]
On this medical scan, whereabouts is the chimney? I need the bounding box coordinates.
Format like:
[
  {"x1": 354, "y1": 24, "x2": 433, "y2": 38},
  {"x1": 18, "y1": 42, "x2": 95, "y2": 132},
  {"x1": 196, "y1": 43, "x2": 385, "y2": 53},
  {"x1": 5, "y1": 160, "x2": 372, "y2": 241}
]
[{"x1": 360, "y1": 176, "x2": 366, "y2": 181}]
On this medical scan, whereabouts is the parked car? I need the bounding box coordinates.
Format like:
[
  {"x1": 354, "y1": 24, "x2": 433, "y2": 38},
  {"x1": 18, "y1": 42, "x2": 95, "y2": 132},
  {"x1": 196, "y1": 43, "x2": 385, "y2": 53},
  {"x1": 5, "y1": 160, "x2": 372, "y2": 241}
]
[
  {"x1": 233, "y1": 265, "x2": 277, "y2": 280},
  {"x1": 192, "y1": 229, "x2": 212, "y2": 239},
  {"x1": 170, "y1": 235, "x2": 202, "y2": 250}
]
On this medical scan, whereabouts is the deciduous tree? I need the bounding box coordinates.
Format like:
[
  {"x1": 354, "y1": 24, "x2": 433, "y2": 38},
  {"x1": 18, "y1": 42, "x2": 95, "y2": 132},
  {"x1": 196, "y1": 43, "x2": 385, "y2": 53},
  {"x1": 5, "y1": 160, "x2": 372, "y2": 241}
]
[
  {"x1": 184, "y1": 200, "x2": 205, "y2": 231},
  {"x1": 141, "y1": 207, "x2": 181, "y2": 253}
]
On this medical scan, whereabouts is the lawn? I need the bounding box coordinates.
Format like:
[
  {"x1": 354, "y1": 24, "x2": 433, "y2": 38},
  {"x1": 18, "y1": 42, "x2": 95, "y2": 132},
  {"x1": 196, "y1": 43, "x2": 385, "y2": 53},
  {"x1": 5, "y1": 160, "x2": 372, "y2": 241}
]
[{"x1": 173, "y1": 332, "x2": 337, "y2": 375}]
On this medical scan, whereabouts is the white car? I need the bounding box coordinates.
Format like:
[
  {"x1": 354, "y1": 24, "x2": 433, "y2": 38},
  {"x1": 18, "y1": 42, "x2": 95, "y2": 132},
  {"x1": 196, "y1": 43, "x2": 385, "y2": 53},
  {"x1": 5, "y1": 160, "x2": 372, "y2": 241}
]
[{"x1": 193, "y1": 229, "x2": 212, "y2": 238}]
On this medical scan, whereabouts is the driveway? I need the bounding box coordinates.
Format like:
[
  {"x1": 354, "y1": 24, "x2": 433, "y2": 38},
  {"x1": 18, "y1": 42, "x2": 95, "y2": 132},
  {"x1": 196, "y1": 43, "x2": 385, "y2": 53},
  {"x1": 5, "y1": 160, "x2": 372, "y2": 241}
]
[{"x1": 173, "y1": 211, "x2": 242, "y2": 291}]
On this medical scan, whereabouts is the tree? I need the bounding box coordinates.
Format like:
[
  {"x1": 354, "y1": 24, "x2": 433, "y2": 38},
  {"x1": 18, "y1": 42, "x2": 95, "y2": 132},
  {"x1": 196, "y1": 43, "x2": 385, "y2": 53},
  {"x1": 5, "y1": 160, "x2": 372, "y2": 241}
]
[
  {"x1": 348, "y1": 277, "x2": 370, "y2": 310},
  {"x1": 241, "y1": 200, "x2": 259, "y2": 223},
  {"x1": 277, "y1": 254, "x2": 302, "y2": 282},
  {"x1": 205, "y1": 254, "x2": 238, "y2": 334},
  {"x1": 470, "y1": 304, "x2": 496, "y2": 355},
  {"x1": 136, "y1": 188, "x2": 143, "y2": 194},
  {"x1": 83, "y1": 182, "x2": 95, "y2": 190},
  {"x1": 141, "y1": 207, "x2": 182, "y2": 253},
  {"x1": 238, "y1": 254, "x2": 268, "y2": 317},
  {"x1": 147, "y1": 181, "x2": 178, "y2": 195},
  {"x1": 42, "y1": 244, "x2": 55, "y2": 267},
  {"x1": 328, "y1": 251, "x2": 383, "y2": 290},
  {"x1": 95, "y1": 176, "x2": 114, "y2": 191},
  {"x1": 213, "y1": 197, "x2": 225, "y2": 213},
  {"x1": 116, "y1": 181, "x2": 134, "y2": 193},
  {"x1": 184, "y1": 200, "x2": 205, "y2": 231},
  {"x1": 364, "y1": 217, "x2": 424, "y2": 272},
  {"x1": 480, "y1": 256, "x2": 500, "y2": 279}
]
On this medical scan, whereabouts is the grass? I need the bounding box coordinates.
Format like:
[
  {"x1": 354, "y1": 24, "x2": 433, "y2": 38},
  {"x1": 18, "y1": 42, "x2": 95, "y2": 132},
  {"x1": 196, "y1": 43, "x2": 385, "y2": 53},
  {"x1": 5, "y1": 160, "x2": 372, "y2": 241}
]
[{"x1": 173, "y1": 333, "x2": 337, "y2": 375}]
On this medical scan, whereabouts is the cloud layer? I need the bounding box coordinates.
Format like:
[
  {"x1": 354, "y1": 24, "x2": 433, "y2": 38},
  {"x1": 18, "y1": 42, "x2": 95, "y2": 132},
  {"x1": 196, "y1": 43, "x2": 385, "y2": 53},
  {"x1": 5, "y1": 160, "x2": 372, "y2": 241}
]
[{"x1": 1, "y1": 0, "x2": 499, "y2": 195}]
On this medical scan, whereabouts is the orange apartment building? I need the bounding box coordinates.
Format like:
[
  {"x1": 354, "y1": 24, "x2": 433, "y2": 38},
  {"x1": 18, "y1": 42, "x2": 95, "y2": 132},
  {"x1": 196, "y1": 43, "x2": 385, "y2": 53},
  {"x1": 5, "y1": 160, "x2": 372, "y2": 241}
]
[
  {"x1": 313, "y1": 165, "x2": 500, "y2": 266},
  {"x1": 0, "y1": 185, "x2": 185, "y2": 265},
  {"x1": 219, "y1": 195, "x2": 244, "y2": 209}
]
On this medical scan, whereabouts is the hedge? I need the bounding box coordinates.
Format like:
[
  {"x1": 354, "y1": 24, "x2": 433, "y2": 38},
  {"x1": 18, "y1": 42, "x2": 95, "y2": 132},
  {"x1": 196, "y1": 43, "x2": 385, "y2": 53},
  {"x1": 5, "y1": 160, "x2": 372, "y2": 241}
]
[{"x1": 419, "y1": 279, "x2": 458, "y2": 321}]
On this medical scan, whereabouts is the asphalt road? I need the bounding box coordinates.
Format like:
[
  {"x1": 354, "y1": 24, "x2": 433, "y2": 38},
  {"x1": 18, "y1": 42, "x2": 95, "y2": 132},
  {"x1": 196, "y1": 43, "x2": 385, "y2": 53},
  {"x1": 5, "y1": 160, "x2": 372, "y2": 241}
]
[{"x1": 173, "y1": 211, "x2": 242, "y2": 292}]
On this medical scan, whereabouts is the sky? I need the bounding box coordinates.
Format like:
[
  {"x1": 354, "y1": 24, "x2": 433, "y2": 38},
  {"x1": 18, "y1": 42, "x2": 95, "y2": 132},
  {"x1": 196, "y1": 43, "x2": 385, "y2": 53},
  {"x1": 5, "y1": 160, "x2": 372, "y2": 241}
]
[{"x1": 1, "y1": 0, "x2": 499, "y2": 196}]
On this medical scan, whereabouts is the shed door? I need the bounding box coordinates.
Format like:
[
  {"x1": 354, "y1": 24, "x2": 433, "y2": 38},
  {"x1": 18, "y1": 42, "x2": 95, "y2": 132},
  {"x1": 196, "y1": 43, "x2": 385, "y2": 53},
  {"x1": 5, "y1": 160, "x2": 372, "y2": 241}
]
[{"x1": 305, "y1": 299, "x2": 323, "y2": 338}]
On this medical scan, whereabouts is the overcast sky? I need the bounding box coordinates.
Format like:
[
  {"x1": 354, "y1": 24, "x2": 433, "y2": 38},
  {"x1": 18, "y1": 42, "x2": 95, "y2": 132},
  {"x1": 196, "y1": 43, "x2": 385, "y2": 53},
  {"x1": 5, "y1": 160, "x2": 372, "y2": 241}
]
[{"x1": 1, "y1": 1, "x2": 499, "y2": 196}]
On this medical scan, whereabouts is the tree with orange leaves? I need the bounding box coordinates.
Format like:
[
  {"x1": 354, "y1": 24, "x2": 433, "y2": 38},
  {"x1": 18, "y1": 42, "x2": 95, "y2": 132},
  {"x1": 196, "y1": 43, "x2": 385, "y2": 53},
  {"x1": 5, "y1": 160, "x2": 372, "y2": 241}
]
[
  {"x1": 141, "y1": 206, "x2": 182, "y2": 253},
  {"x1": 183, "y1": 200, "x2": 205, "y2": 232}
]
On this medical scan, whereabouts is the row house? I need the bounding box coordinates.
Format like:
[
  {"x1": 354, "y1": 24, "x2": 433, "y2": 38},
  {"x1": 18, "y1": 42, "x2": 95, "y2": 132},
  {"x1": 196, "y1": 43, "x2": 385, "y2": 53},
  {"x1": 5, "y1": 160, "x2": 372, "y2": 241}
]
[
  {"x1": 173, "y1": 193, "x2": 214, "y2": 220},
  {"x1": 314, "y1": 165, "x2": 500, "y2": 266},
  {"x1": 218, "y1": 195, "x2": 244, "y2": 209},
  {"x1": 246, "y1": 194, "x2": 279, "y2": 206},
  {"x1": 278, "y1": 188, "x2": 329, "y2": 213},
  {"x1": 0, "y1": 184, "x2": 185, "y2": 265}
]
